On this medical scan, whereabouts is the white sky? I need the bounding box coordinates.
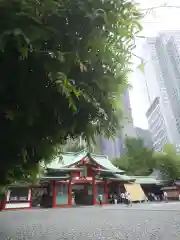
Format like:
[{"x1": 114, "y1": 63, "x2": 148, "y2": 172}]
[{"x1": 129, "y1": 0, "x2": 180, "y2": 129}]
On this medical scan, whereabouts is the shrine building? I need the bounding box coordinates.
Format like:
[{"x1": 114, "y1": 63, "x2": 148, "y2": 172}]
[
  {"x1": 0, "y1": 150, "x2": 164, "y2": 210},
  {"x1": 39, "y1": 150, "x2": 160, "y2": 207}
]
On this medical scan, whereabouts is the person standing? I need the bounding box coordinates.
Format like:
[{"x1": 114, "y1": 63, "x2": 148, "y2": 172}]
[
  {"x1": 127, "y1": 192, "x2": 132, "y2": 206},
  {"x1": 114, "y1": 194, "x2": 117, "y2": 204},
  {"x1": 125, "y1": 191, "x2": 129, "y2": 205},
  {"x1": 121, "y1": 192, "x2": 125, "y2": 204},
  {"x1": 109, "y1": 194, "x2": 113, "y2": 204},
  {"x1": 99, "y1": 194, "x2": 103, "y2": 206},
  {"x1": 163, "y1": 191, "x2": 168, "y2": 202}
]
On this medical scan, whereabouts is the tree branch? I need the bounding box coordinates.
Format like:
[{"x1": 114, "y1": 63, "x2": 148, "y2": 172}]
[{"x1": 141, "y1": 5, "x2": 180, "y2": 12}]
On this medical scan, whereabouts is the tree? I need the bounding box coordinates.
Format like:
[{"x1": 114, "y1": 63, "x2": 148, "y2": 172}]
[
  {"x1": 114, "y1": 137, "x2": 155, "y2": 175},
  {"x1": 0, "y1": 0, "x2": 142, "y2": 185},
  {"x1": 153, "y1": 144, "x2": 180, "y2": 181},
  {"x1": 114, "y1": 140, "x2": 180, "y2": 180},
  {"x1": 62, "y1": 137, "x2": 86, "y2": 153}
]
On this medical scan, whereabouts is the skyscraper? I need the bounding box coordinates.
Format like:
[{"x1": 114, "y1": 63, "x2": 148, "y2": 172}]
[
  {"x1": 97, "y1": 88, "x2": 137, "y2": 159},
  {"x1": 146, "y1": 97, "x2": 170, "y2": 151},
  {"x1": 143, "y1": 31, "x2": 180, "y2": 149},
  {"x1": 122, "y1": 89, "x2": 137, "y2": 139},
  {"x1": 135, "y1": 127, "x2": 153, "y2": 150}
]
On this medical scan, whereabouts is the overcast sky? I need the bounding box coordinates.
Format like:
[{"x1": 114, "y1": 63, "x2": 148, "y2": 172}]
[{"x1": 129, "y1": 0, "x2": 180, "y2": 129}]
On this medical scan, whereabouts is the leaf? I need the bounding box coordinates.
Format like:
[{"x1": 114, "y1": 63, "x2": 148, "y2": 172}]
[
  {"x1": 72, "y1": 87, "x2": 81, "y2": 98},
  {"x1": 5, "y1": 111, "x2": 14, "y2": 120},
  {"x1": 79, "y1": 62, "x2": 87, "y2": 72},
  {"x1": 68, "y1": 96, "x2": 77, "y2": 112},
  {"x1": 57, "y1": 51, "x2": 65, "y2": 62},
  {"x1": 20, "y1": 46, "x2": 29, "y2": 59},
  {"x1": 138, "y1": 60, "x2": 146, "y2": 73},
  {"x1": 22, "y1": 149, "x2": 29, "y2": 163},
  {"x1": 13, "y1": 28, "x2": 23, "y2": 37}
]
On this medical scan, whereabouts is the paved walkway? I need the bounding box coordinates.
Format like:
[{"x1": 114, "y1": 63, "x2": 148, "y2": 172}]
[
  {"x1": 103, "y1": 201, "x2": 180, "y2": 210},
  {"x1": 0, "y1": 202, "x2": 180, "y2": 239},
  {"x1": 71, "y1": 201, "x2": 180, "y2": 211}
]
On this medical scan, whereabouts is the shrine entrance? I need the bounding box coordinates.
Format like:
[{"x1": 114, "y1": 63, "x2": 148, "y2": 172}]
[
  {"x1": 72, "y1": 182, "x2": 93, "y2": 205},
  {"x1": 108, "y1": 182, "x2": 126, "y2": 200}
]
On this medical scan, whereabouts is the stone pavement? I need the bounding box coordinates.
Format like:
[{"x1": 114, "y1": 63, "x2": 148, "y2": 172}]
[
  {"x1": 104, "y1": 201, "x2": 180, "y2": 211},
  {"x1": 0, "y1": 202, "x2": 180, "y2": 240}
]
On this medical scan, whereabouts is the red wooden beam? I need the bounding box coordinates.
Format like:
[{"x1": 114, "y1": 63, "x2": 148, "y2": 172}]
[{"x1": 52, "y1": 180, "x2": 56, "y2": 208}]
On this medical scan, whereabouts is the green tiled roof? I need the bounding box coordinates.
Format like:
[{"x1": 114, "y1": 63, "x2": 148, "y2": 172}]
[
  {"x1": 132, "y1": 176, "x2": 164, "y2": 185},
  {"x1": 105, "y1": 175, "x2": 134, "y2": 182},
  {"x1": 106, "y1": 175, "x2": 164, "y2": 184},
  {"x1": 46, "y1": 151, "x2": 165, "y2": 185},
  {"x1": 47, "y1": 150, "x2": 87, "y2": 169},
  {"x1": 47, "y1": 150, "x2": 125, "y2": 174},
  {"x1": 114, "y1": 174, "x2": 135, "y2": 181},
  {"x1": 91, "y1": 154, "x2": 125, "y2": 173}
]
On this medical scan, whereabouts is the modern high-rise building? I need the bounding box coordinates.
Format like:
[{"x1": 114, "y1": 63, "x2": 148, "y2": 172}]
[
  {"x1": 63, "y1": 88, "x2": 136, "y2": 159},
  {"x1": 146, "y1": 97, "x2": 170, "y2": 151},
  {"x1": 143, "y1": 31, "x2": 180, "y2": 150},
  {"x1": 135, "y1": 127, "x2": 153, "y2": 150},
  {"x1": 97, "y1": 88, "x2": 137, "y2": 159},
  {"x1": 122, "y1": 89, "x2": 137, "y2": 139}
]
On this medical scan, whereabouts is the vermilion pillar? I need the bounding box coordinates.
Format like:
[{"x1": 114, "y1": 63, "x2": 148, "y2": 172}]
[
  {"x1": 1, "y1": 190, "x2": 8, "y2": 210},
  {"x1": 0, "y1": 197, "x2": 5, "y2": 211},
  {"x1": 68, "y1": 180, "x2": 72, "y2": 206},
  {"x1": 92, "y1": 177, "x2": 96, "y2": 205},
  {"x1": 52, "y1": 180, "x2": 56, "y2": 208},
  {"x1": 104, "y1": 180, "x2": 108, "y2": 204}
]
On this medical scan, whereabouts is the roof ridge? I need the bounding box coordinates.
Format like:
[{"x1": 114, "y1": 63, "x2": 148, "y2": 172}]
[
  {"x1": 131, "y1": 176, "x2": 157, "y2": 179},
  {"x1": 62, "y1": 152, "x2": 76, "y2": 155},
  {"x1": 91, "y1": 153, "x2": 108, "y2": 158},
  {"x1": 63, "y1": 151, "x2": 108, "y2": 159},
  {"x1": 63, "y1": 149, "x2": 87, "y2": 156}
]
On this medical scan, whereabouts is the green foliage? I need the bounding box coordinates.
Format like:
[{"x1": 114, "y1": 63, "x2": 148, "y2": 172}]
[
  {"x1": 163, "y1": 144, "x2": 176, "y2": 156},
  {"x1": 59, "y1": 136, "x2": 99, "y2": 155},
  {"x1": 114, "y1": 140, "x2": 180, "y2": 180},
  {"x1": 153, "y1": 153, "x2": 180, "y2": 181},
  {"x1": 113, "y1": 155, "x2": 129, "y2": 171},
  {"x1": 62, "y1": 137, "x2": 86, "y2": 153},
  {"x1": 114, "y1": 137, "x2": 154, "y2": 175},
  {"x1": 153, "y1": 144, "x2": 180, "y2": 181},
  {"x1": 0, "y1": 0, "x2": 142, "y2": 185},
  {"x1": 137, "y1": 60, "x2": 146, "y2": 73}
]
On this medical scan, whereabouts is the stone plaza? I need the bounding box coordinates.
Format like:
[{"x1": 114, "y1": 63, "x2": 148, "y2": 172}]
[{"x1": 0, "y1": 202, "x2": 180, "y2": 240}]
